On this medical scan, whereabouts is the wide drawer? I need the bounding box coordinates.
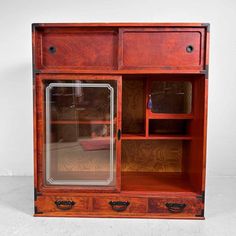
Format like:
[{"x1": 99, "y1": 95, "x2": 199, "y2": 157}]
[
  {"x1": 35, "y1": 195, "x2": 204, "y2": 218},
  {"x1": 36, "y1": 196, "x2": 89, "y2": 213},
  {"x1": 38, "y1": 28, "x2": 118, "y2": 69},
  {"x1": 148, "y1": 196, "x2": 203, "y2": 216},
  {"x1": 93, "y1": 197, "x2": 147, "y2": 214},
  {"x1": 120, "y1": 28, "x2": 206, "y2": 70}
]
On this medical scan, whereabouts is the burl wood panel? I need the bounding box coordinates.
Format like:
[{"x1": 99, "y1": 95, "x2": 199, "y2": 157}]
[
  {"x1": 93, "y1": 197, "x2": 147, "y2": 213},
  {"x1": 36, "y1": 196, "x2": 89, "y2": 212},
  {"x1": 148, "y1": 196, "x2": 202, "y2": 216},
  {"x1": 120, "y1": 28, "x2": 205, "y2": 69},
  {"x1": 122, "y1": 78, "x2": 145, "y2": 134},
  {"x1": 41, "y1": 29, "x2": 118, "y2": 69},
  {"x1": 122, "y1": 140, "x2": 182, "y2": 172}
]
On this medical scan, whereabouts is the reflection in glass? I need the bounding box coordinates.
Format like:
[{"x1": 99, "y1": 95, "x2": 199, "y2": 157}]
[
  {"x1": 150, "y1": 81, "x2": 192, "y2": 114},
  {"x1": 44, "y1": 80, "x2": 117, "y2": 186}
]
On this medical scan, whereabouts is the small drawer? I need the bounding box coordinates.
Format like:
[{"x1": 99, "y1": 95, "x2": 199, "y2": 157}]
[
  {"x1": 93, "y1": 197, "x2": 147, "y2": 214},
  {"x1": 39, "y1": 28, "x2": 118, "y2": 69},
  {"x1": 36, "y1": 196, "x2": 89, "y2": 213},
  {"x1": 120, "y1": 28, "x2": 205, "y2": 70},
  {"x1": 148, "y1": 196, "x2": 203, "y2": 216}
]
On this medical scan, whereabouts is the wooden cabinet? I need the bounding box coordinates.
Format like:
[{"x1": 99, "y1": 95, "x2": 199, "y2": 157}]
[{"x1": 33, "y1": 23, "x2": 209, "y2": 219}]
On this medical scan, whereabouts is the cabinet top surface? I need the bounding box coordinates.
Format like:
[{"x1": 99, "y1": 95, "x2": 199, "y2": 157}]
[{"x1": 32, "y1": 22, "x2": 210, "y2": 28}]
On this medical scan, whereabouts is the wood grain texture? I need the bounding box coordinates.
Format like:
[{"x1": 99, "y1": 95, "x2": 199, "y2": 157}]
[
  {"x1": 119, "y1": 28, "x2": 205, "y2": 70},
  {"x1": 36, "y1": 74, "x2": 121, "y2": 193},
  {"x1": 35, "y1": 194, "x2": 202, "y2": 218},
  {"x1": 122, "y1": 78, "x2": 145, "y2": 134},
  {"x1": 122, "y1": 140, "x2": 182, "y2": 172},
  {"x1": 121, "y1": 172, "x2": 194, "y2": 193},
  {"x1": 148, "y1": 196, "x2": 202, "y2": 215},
  {"x1": 42, "y1": 29, "x2": 118, "y2": 69},
  {"x1": 93, "y1": 197, "x2": 147, "y2": 213},
  {"x1": 33, "y1": 23, "x2": 209, "y2": 219}
]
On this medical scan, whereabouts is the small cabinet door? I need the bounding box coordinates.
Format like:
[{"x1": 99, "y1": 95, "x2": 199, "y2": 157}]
[{"x1": 36, "y1": 75, "x2": 121, "y2": 190}]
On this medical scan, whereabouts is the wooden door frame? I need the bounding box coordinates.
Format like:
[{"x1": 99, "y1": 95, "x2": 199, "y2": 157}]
[{"x1": 34, "y1": 74, "x2": 122, "y2": 194}]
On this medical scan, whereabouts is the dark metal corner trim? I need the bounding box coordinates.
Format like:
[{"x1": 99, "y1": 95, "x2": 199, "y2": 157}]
[
  {"x1": 195, "y1": 208, "x2": 204, "y2": 217},
  {"x1": 34, "y1": 187, "x2": 42, "y2": 201},
  {"x1": 205, "y1": 65, "x2": 209, "y2": 79},
  {"x1": 200, "y1": 65, "x2": 209, "y2": 78},
  {"x1": 32, "y1": 23, "x2": 42, "y2": 30},
  {"x1": 196, "y1": 191, "x2": 205, "y2": 204},
  {"x1": 34, "y1": 206, "x2": 43, "y2": 214},
  {"x1": 201, "y1": 23, "x2": 210, "y2": 32},
  {"x1": 32, "y1": 67, "x2": 41, "y2": 80}
]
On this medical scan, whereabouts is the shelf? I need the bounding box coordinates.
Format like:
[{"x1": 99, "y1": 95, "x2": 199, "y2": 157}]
[
  {"x1": 121, "y1": 134, "x2": 146, "y2": 140},
  {"x1": 51, "y1": 120, "x2": 113, "y2": 125},
  {"x1": 121, "y1": 134, "x2": 192, "y2": 140},
  {"x1": 148, "y1": 134, "x2": 192, "y2": 140},
  {"x1": 148, "y1": 113, "x2": 194, "y2": 120},
  {"x1": 121, "y1": 172, "x2": 195, "y2": 193}
]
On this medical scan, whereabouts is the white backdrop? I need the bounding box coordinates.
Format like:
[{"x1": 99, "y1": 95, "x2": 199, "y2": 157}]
[{"x1": 0, "y1": 0, "x2": 235, "y2": 176}]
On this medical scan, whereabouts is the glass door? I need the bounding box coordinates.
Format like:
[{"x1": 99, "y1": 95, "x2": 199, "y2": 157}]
[
  {"x1": 42, "y1": 77, "x2": 120, "y2": 188},
  {"x1": 149, "y1": 80, "x2": 192, "y2": 114}
]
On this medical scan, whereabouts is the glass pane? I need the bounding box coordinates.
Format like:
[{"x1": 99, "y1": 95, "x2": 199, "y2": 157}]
[
  {"x1": 150, "y1": 81, "x2": 192, "y2": 114},
  {"x1": 44, "y1": 80, "x2": 117, "y2": 186}
]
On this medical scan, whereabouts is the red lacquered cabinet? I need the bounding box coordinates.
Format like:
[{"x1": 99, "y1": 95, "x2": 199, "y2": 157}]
[{"x1": 32, "y1": 23, "x2": 209, "y2": 219}]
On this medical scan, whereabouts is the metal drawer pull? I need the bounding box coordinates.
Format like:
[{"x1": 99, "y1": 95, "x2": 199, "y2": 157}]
[
  {"x1": 55, "y1": 200, "x2": 75, "y2": 210},
  {"x1": 109, "y1": 201, "x2": 130, "y2": 212},
  {"x1": 165, "y1": 203, "x2": 186, "y2": 213}
]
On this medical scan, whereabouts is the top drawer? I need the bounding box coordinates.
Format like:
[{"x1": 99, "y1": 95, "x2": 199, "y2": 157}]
[
  {"x1": 119, "y1": 28, "x2": 206, "y2": 70},
  {"x1": 33, "y1": 28, "x2": 118, "y2": 70},
  {"x1": 33, "y1": 25, "x2": 207, "y2": 71}
]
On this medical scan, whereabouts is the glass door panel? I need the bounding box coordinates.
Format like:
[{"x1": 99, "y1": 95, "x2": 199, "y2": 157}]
[
  {"x1": 150, "y1": 81, "x2": 192, "y2": 114},
  {"x1": 44, "y1": 80, "x2": 117, "y2": 186}
]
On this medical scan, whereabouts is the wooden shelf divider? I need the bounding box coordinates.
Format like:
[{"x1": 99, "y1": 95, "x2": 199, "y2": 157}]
[
  {"x1": 51, "y1": 120, "x2": 113, "y2": 125},
  {"x1": 148, "y1": 113, "x2": 194, "y2": 120},
  {"x1": 122, "y1": 133, "x2": 192, "y2": 140}
]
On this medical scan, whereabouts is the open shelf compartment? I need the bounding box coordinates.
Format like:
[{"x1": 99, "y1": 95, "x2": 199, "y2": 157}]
[{"x1": 121, "y1": 140, "x2": 196, "y2": 193}]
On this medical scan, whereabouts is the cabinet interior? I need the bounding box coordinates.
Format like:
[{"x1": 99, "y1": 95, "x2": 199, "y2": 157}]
[{"x1": 121, "y1": 75, "x2": 205, "y2": 194}]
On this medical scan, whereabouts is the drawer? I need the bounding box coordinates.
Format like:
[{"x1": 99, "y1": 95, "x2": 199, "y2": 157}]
[
  {"x1": 36, "y1": 196, "x2": 89, "y2": 213},
  {"x1": 93, "y1": 197, "x2": 147, "y2": 214},
  {"x1": 39, "y1": 29, "x2": 118, "y2": 69},
  {"x1": 120, "y1": 28, "x2": 205, "y2": 70},
  {"x1": 148, "y1": 196, "x2": 203, "y2": 216}
]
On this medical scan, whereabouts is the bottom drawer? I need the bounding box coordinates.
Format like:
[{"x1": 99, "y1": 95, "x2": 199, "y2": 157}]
[
  {"x1": 148, "y1": 196, "x2": 203, "y2": 216},
  {"x1": 93, "y1": 197, "x2": 147, "y2": 214},
  {"x1": 36, "y1": 196, "x2": 89, "y2": 213},
  {"x1": 35, "y1": 195, "x2": 204, "y2": 218}
]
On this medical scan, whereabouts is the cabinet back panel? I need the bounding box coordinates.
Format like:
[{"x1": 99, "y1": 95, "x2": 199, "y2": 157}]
[
  {"x1": 122, "y1": 140, "x2": 182, "y2": 172},
  {"x1": 122, "y1": 78, "x2": 145, "y2": 134}
]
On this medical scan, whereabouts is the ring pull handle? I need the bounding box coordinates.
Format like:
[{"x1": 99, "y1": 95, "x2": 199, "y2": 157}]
[
  {"x1": 109, "y1": 201, "x2": 130, "y2": 212},
  {"x1": 55, "y1": 200, "x2": 75, "y2": 210},
  {"x1": 165, "y1": 203, "x2": 186, "y2": 213}
]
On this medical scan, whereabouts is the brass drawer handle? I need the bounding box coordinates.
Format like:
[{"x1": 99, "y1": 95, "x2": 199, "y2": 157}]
[
  {"x1": 109, "y1": 201, "x2": 130, "y2": 212},
  {"x1": 165, "y1": 203, "x2": 186, "y2": 213},
  {"x1": 55, "y1": 200, "x2": 75, "y2": 210}
]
